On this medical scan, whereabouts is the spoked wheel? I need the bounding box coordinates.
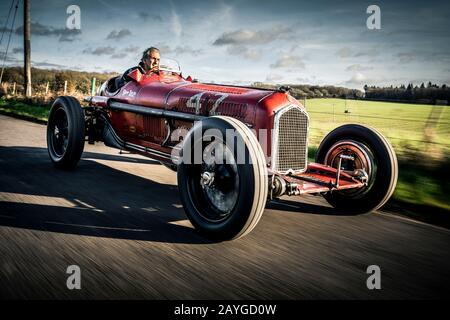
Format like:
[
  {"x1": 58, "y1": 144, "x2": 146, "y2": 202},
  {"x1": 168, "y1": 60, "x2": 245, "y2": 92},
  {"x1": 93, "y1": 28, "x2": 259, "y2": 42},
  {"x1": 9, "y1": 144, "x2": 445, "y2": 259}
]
[
  {"x1": 47, "y1": 96, "x2": 85, "y2": 169},
  {"x1": 316, "y1": 124, "x2": 398, "y2": 214},
  {"x1": 177, "y1": 116, "x2": 268, "y2": 241}
]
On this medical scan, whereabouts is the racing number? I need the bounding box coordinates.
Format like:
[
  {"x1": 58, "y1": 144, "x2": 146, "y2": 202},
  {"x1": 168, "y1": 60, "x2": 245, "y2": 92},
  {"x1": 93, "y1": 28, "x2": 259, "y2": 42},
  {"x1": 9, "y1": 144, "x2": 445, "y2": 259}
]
[{"x1": 186, "y1": 92, "x2": 228, "y2": 115}]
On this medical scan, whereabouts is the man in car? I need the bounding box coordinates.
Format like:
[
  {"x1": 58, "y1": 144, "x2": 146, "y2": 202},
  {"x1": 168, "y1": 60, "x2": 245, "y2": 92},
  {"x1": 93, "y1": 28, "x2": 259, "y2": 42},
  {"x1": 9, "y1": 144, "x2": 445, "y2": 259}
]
[{"x1": 115, "y1": 47, "x2": 160, "y2": 89}]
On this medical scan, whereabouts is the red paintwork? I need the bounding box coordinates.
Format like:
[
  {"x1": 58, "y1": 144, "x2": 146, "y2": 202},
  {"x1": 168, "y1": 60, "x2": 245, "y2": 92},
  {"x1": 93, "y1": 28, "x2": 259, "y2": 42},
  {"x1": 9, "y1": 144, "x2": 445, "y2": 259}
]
[
  {"x1": 89, "y1": 71, "x2": 363, "y2": 195},
  {"x1": 289, "y1": 163, "x2": 365, "y2": 194},
  {"x1": 90, "y1": 71, "x2": 299, "y2": 163}
]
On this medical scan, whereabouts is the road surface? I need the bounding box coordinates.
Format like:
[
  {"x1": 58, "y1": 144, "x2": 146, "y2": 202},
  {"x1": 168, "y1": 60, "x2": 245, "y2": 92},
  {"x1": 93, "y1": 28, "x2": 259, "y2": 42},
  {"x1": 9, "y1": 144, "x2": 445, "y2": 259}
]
[{"x1": 0, "y1": 114, "x2": 449, "y2": 299}]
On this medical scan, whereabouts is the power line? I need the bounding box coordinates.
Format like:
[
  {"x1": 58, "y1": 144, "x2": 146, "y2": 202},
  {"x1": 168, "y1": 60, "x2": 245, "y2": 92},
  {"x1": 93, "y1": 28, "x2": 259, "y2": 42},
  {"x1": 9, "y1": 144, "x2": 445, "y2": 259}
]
[
  {"x1": 0, "y1": 0, "x2": 19, "y2": 84},
  {"x1": 0, "y1": 0, "x2": 15, "y2": 47}
]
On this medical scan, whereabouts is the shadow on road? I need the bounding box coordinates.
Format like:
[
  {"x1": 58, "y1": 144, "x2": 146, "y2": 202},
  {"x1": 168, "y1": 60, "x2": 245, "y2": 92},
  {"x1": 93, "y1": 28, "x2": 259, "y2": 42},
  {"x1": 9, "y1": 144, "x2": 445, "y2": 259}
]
[
  {"x1": 267, "y1": 198, "x2": 357, "y2": 216},
  {"x1": 0, "y1": 146, "x2": 212, "y2": 244}
]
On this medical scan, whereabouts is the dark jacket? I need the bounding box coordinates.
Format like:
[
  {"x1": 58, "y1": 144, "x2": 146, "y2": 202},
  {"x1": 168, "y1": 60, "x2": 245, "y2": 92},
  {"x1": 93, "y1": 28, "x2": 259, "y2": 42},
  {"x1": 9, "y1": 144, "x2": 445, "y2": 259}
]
[{"x1": 116, "y1": 61, "x2": 146, "y2": 89}]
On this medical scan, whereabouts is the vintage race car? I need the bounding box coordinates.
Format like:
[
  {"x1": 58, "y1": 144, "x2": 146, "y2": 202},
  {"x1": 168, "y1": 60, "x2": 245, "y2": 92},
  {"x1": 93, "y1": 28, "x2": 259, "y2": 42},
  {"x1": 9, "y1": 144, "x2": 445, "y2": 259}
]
[{"x1": 46, "y1": 59, "x2": 398, "y2": 240}]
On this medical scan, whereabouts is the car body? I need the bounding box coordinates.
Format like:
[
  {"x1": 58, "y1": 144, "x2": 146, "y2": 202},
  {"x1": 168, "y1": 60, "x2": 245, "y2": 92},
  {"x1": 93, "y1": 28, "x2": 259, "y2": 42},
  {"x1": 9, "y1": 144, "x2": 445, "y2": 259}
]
[{"x1": 47, "y1": 59, "x2": 398, "y2": 240}]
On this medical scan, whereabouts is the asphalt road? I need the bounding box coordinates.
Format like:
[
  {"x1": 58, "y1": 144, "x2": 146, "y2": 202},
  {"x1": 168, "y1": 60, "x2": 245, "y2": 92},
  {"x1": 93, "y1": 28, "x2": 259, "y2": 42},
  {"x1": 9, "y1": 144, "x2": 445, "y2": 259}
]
[{"x1": 0, "y1": 114, "x2": 449, "y2": 299}]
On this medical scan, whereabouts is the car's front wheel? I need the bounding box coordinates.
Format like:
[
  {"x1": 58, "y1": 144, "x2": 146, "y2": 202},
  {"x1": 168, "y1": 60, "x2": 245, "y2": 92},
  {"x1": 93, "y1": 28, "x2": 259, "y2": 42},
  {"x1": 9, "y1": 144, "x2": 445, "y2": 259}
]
[
  {"x1": 47, "y1": 96, "x2": 85, "y2": 169},
  {"x1": 177, "y1": 116, "x2": 268, "y2": 241},
  {"x1": 316, "y1": 124, "x2": 398, "y2": 214}
]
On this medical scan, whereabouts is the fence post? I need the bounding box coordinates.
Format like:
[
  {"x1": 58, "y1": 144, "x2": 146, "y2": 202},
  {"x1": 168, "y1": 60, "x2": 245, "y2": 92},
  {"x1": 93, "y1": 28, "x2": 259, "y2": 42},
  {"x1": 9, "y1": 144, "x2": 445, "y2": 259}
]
[
  {"x1": 64, "y1": 80, "x2": 67, "y2": 94},
  {"x1": 90, "y1": 77, "x2": 96, "y2": 96},
  {"x1": 45, "y1": 81, "x2": 49, "y2": 95}
]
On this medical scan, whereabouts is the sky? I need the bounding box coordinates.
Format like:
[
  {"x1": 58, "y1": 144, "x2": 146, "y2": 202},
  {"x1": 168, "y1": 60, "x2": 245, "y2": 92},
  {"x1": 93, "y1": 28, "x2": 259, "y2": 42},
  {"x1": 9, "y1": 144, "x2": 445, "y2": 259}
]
[{"x1": 0, "y1": 0, "x2": 449, "y2": 89}]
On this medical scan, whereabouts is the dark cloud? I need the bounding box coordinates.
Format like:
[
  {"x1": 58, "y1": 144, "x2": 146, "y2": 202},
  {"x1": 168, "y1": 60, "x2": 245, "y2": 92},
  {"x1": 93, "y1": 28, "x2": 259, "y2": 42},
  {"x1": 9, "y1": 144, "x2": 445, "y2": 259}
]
[
  {"x1": 270, "y1": 55, "x2": 305, "y2": 69},
  {"x1": 32, "y1": 61, "x2": 65, "y2": 68},
  {"x1": 106, "y1": 29, "x2": 132, "y2": 40},
  {"x1": 0, "y1": 51, "x2": 20, "y2": 63},
  {"x1": 83, "y1": 46, "x2": 115, "y2": 55},
  {"x1": 111, "y1": 53, "x2": 127, "y2": 59},
  {"x1": 124, "y1": 45, "x2": 140, "y2": 52},
  {"x1": 138, "y1": 12, "x2": 162, "y2": 22},
  {"x1": 213, "y1": 26, "x2": 292, "y2": 45},
  {"x1": 157, "y1": 44, "x2": 203, "y2": 56},
  {"x1": 226, "y1": 45, "x2": 261, "y2": 61},
  {"x1": 15, "y1": 22, "x2": 81, "y2": 42},
  {"x1": 0, "y1": 27, "x2": 12, "y2": 33},
  {"x1": 12, "y1": 47, "x2": 22, "y2": 54}
]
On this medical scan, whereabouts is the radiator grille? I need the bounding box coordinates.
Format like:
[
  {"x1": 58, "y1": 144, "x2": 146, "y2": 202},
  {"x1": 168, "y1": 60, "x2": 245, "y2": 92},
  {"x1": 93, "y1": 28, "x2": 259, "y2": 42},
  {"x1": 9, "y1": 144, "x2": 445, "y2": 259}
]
[{"x1": 273, "y1": 106, "x2": 309, "y2": 173}]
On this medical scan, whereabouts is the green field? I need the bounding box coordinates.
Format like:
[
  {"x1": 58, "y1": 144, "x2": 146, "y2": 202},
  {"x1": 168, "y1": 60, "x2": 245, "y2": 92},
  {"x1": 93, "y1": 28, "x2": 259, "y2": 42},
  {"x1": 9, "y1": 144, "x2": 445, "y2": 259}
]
[{"x1": 305, "y1": 98, "x2": 450, "y2": 158}]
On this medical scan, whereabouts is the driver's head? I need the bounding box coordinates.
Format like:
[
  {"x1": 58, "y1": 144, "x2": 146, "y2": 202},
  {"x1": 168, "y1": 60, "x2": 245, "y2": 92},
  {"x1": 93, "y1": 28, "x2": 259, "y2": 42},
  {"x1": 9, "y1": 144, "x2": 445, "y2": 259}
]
[{"x1": 141, "y1": 47, "x2": 160, "y2": 73}]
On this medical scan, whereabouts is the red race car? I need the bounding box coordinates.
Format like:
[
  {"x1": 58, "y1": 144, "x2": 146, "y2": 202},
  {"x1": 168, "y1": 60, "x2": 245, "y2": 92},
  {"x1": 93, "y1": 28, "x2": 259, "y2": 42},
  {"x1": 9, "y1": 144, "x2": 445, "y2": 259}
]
[{"x1": 46, "y1": 59, "x2": 398, "y2": 240}]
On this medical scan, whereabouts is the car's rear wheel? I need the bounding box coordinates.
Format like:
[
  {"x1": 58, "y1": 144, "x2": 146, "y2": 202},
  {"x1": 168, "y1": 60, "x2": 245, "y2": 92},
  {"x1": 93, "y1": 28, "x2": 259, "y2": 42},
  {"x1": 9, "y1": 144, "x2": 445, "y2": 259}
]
[
  {"x1": 177, "y1": 116, "x2": 268, "y2": 241},
  {"x1": 47, "y1": 96, "x2": 85, "y2": 169},
  {"x1": 315, "y1": 124, "x2": 398, "y2": 214}
]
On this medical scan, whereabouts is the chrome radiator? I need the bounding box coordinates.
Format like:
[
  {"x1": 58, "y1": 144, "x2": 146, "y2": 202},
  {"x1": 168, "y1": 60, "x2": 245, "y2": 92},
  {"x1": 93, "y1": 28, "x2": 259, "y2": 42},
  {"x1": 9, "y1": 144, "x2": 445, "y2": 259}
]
[{"x1": 272, "y1": 105, "x2": 309, "y2": 174}]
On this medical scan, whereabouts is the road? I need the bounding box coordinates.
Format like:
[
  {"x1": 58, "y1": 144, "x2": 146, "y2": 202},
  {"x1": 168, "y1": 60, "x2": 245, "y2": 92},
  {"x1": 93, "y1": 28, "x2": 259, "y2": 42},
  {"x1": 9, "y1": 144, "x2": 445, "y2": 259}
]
[{"x1": 0, "y1": 114, "x2": 449, "y2": 299}]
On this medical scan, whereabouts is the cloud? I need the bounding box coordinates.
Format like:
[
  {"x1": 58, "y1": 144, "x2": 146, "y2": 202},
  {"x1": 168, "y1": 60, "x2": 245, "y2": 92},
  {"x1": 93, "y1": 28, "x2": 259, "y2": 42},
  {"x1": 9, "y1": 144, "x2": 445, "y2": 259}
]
[
  {"x1": 336, "y1": 47, "x2": 353, "y2": 58},
  {"x1": 157, "y1": 44, "x2": 203, "y2": 56},
  {"x1": 397, "y1": 52, "x2": 414, "y2": 64},
  {"x1": 138, "y1": 12, "x2": 162, "y2": 22},
  {"x1": 15, "y1": 22, "x2": 81, "y2": 42},
  {"x1": 0, "y1": 27, "x2": 12, "y2": 33},
  {"x1": 226, "y1": 45, "x2": 261, "y2": 61},
  {"x1": 12, "y1": 47, "x2": 22, "y2": 54},
  {"x1": 111, "y1": 53, "x2": 127, "y2": 59},
  {"x1": 336, "y1": 47, "x2": 380, "y2": 60},
  {"x1": 83, "y1": 46, "x2": 115, "y2": 55},
  {"x1": 270, "y1": 55, "x2": 305, "y2": 69},
  {"x1": 124, "y1": 45, "x2": 140, "y2": 52},
  {"x1": 345, "y1": 64, "x2": 373, "y2": 72},
  {"x1": 213, "y1": 26, "x2": 292, "y2": 45},
  {"x1": 0, "y1": 51, "x2": 20, "y2": 63},
  {"x1": 32, "y1": 61, "x2": 65, "y2": 68},
  {"x1": 171, "y1": 6, "x2": 182, "y2": 37},
  {"x1": 354, "y1": 49, "x2": 380, "y2": 58},
  {"x1": 265, "y1": 74, "x2": 283, "y2": 82},
  {"x1": 106, "y1": 29, "x2": 132, "y2": 40},
  {"x1": 344, "y1": 72, "x2": 367, "y2": 87}
]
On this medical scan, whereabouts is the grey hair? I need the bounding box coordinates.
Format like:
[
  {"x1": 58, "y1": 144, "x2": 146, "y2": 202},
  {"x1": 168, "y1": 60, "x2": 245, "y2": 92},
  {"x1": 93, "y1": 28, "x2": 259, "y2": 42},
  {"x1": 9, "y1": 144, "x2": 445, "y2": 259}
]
[{"x1": 141, "y1": 47, "x2": 160, "y2": 61}]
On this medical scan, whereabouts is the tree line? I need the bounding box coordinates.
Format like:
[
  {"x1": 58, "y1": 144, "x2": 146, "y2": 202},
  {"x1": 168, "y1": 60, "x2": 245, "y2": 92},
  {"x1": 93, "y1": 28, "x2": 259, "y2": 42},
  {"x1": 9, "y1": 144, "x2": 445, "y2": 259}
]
[
  {"x1": 363, "y1": 83, "x2": 450, "y2": 104},
  {"x1": 1, "y1": 67, "x2": 448, "y2": 105},
  {"x1": 252, "y1": 82, "x2": 363, "y2": 99},
  {"x1": 0, "y1": 67, "x2": 117, "y2": 95}
]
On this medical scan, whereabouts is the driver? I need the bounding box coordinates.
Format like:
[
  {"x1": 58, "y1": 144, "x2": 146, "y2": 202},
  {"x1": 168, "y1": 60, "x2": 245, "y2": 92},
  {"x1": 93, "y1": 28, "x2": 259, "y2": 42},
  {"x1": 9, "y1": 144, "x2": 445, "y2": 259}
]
[{"x1": 116, "y1": 47, "x2": 160, "y2": 89}]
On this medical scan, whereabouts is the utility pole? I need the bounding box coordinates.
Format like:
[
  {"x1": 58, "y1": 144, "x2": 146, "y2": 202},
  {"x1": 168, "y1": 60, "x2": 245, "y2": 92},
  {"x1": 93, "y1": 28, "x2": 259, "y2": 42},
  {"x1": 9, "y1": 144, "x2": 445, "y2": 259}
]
[{"x1": 24, "y1": 0, "x2": 32, "y2": 97}]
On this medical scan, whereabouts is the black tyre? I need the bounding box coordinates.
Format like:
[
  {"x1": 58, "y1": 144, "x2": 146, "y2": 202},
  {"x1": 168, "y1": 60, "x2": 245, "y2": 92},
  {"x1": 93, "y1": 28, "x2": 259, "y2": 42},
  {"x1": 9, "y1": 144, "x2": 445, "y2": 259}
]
[
  {"x1": 47, "y1": 96, "x2": 85, "y2": 169},
  {"x1": 177, "y1": 116, "x2": 268, "y2": 241},
  {"x1": 315, "y1": 124, "x2": 398, "y2": 214}
]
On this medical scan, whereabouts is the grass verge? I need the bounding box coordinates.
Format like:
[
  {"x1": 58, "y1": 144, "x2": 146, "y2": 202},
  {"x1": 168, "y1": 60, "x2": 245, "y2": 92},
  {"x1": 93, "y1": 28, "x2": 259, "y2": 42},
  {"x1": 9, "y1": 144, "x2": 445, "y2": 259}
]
[{"x1": 0, "y1": 98, "x2": 50, "y2": 124}]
